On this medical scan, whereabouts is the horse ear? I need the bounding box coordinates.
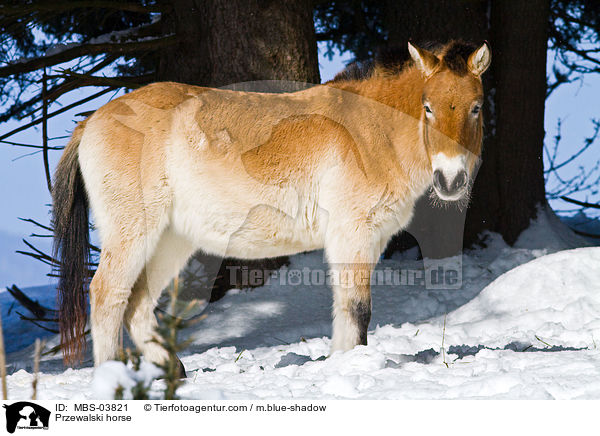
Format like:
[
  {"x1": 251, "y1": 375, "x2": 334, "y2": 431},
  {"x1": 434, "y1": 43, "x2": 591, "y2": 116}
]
[
  {"x1": 408, "y1": 42, "x2": 439, "y2": 77},
  {"x1": 468, "y1": 42, "x2": 491, "y2": 76}
]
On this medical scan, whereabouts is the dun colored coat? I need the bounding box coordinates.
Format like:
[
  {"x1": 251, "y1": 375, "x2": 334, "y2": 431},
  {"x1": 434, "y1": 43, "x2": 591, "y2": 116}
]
[{"x1": 52, "y1": 41, "x2": 491, "y2": 372}]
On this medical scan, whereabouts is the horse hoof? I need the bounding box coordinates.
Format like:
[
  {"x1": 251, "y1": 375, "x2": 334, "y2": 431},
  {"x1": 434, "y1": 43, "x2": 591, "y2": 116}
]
[{"x1": 177, "y1": 357, "x2": 187, "y2": 379}]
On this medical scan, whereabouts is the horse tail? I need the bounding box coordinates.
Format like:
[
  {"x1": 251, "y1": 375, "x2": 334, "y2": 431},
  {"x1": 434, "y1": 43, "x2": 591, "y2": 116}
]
[{"x1": 51, "y1": 120, "x2": 90, "y2": 365}]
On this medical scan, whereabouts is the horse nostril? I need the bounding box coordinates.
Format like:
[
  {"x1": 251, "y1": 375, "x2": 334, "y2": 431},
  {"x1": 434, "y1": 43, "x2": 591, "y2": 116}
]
[
  {"x1": 433, "y1": 170, "x2": 447, "y2": 191},
  {"x1": 451, "y1": 170, "x2": 467, "y2": 192},
  {"x1": 434, "y1": 169, "x2": 467, "y2": 196}
]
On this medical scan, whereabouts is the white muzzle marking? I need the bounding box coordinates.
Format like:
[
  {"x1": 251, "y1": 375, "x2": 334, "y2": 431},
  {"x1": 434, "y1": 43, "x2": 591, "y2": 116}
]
[{"x1": 431, "y1": 153, "x2": 468, "y2": 201}]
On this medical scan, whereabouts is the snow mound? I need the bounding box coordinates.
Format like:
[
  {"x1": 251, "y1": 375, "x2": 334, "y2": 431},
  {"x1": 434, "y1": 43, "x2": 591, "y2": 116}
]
[
  {"x1": 515, "y1": 205, "x2": 592, "y2": 251},
  {"x1": 402, "y1": 247, "x2": 600, "y2": 352},
  {"x1": 92, "y1": 360, "x2": 162, "y2": 400}
]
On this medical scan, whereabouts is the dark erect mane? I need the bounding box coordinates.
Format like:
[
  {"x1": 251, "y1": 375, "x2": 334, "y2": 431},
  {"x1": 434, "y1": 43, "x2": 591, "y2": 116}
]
[
  {"x1": 439, "y1": 40, "x2": 478, "y2": 76},
  {"x1": 329, "y1": 40, "x2": 478, "y2": 83}
]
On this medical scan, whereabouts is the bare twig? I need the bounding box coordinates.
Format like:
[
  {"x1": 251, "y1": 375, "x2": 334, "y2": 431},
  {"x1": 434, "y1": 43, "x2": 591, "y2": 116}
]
[
  {"x1": 571, "y1": 228, "x2": 600, "y2": 239},
  {"x1": 0, "y1": 140, "x2": 63, "y2": 150},
  {"x1": 0, "y1": 55, "x2": 117, "y2": 124},
  {"x1": 18, "y1": 218, "x2": 53, "y2": 233},
  {"x1": 32, "y1": 339, "x2": 45, "y2": 400},
  {"x1": 6, "y1": 285, "x2": 55, "y2": 320},
  {"x1": 42, "y1": 68, "x2": 52, "y2": 193},
  {"x1": 49, "y1": 69, "x2": 151, "y2": 90},
  {"x1": 14, "y1": 251, "x2": 55, "y2": 268},
  {"x1": 0, "y1": 310, "x2": 7, "y2": 399},
  {"x1": 14, "y1": 314, "x2": 58, "y2": 334},
  {"x1": 0, "y1": 35, "x2": 178, "y2": 78},
  {"x1": 560, "y1": 196, "x2": 600, "y2": 210},
  {"x1": 19, "y1": 239, "x2": 57, "y2": 265},
  {"x1": 545, "y1": 118, "x2": 600, "y2": 204},
  {"x1": 441, "y1": 314, "x2": 448, "y2": 368},
  {"x1": 0, "y1": 1, "x2": 171, "y2": 17},
  {"x1": 545, "y1": 120, "x2": 600, "y2": 174},
  {"x1": 0, "y1": 87, "x2": 115, "y2": 141},
  {"x1": 41, "y1": 330, "x2": 90, "y2": 357}
]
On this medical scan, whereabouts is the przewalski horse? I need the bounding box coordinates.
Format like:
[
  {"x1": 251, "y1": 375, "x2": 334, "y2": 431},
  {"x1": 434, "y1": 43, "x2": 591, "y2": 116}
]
[{"x1": 52, "y1": 40, "x2": 490, "y2": 373}]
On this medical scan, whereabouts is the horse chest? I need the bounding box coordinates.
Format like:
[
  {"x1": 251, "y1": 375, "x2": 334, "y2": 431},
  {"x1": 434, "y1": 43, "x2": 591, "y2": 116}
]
[{"x1": 371, "y1": 196, "x2": 418, "y2": 243}]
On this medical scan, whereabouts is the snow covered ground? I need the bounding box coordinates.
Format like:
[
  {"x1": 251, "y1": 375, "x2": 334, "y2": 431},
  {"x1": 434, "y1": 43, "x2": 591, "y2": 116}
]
[{"x1": 3, "y1": 207, "x2": 600, "y2": 399}]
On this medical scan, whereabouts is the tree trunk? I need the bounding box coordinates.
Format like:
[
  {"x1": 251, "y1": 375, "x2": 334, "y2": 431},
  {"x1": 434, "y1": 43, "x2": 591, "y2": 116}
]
[
  {"x1": 158, "y1": 0, "x2": 320, "y2": 86},
  {"x1": 380, "y1": 0, "x2": 549, "y2": 254},
  {"x1": 157, "y1": 0, "x2": 320, "y2": 301},
  {"x1": 383, "y1": 0, "x2": 489, "y2": 52},
  {"x1": 478, "y1": 0, "x2": 548, "y2": 244}
]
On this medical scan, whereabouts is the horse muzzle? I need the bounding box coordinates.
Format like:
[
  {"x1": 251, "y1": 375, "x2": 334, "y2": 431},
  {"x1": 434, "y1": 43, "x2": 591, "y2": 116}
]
[
  {"x1": 433, "y1": 169, "x2": 468, "y2": 200},
  {"x1": 431, "y1": 153, "x2": 470, "y2": 201}
]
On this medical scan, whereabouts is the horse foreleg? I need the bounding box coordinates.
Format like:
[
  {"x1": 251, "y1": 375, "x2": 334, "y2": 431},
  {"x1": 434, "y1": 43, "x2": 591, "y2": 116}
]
[{"x1": 325, "y1": 226, "x2": 379, "y2": 353}]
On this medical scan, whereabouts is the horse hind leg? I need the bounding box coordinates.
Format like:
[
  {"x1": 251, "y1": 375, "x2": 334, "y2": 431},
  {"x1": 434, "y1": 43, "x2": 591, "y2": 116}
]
[
  {"x1": 90, "y1": 230, "x2": 162, "y2": 365},
  {"x1": 124, "y1": 230, "x2": 196, "y2": 374}
]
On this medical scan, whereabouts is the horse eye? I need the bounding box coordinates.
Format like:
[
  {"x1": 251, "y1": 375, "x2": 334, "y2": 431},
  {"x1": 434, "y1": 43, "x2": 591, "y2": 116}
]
[
  {"x1": 424, "y1": 104, "x2": 433, "y2": 114},
  {"x1": 471, "y1": 105, "x2": 481, "y2": 115}
]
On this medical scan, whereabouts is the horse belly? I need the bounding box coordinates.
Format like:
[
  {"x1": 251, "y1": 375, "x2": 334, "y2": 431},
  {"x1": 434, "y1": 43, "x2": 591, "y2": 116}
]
[{"x1": 169, "y1": 176, "x2": 325, "y2": 260}]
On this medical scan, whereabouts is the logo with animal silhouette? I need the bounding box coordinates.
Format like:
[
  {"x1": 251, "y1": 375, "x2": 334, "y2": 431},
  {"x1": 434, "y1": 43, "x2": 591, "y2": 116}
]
[{"x1": 3, "y1": 402, "x2": 50, "y2": 433}]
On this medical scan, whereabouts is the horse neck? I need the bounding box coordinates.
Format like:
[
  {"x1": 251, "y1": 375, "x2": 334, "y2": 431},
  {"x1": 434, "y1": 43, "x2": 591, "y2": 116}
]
[
  {"x1": 367, "y1": 67, "x2": 425, "y2": 119},
  {"x1": 331, "y1": 67, "x2": 432, "y2": 193},
  {"x1": 329, "y1": 66, "x2": 424, "y2": 116}
]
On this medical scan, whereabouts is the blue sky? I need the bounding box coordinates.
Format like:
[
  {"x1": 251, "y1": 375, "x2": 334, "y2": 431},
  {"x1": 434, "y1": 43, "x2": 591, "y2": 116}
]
[{"x1": 0, "y1": 42, "x2": 598, "y2": 238}]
